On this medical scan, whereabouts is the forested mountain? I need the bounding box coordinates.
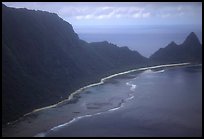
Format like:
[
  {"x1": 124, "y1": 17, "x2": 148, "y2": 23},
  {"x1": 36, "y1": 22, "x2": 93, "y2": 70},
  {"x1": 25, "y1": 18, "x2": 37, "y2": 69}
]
[
  {"x1": 150, "y1": 32, "x2": 202, "y2": 65},
  {"x1": 2, "y1": 4, "x2": 202, "y2": 125},
  {"x1": 2, "y1": 4, "x2": 148, "y2": 125}
]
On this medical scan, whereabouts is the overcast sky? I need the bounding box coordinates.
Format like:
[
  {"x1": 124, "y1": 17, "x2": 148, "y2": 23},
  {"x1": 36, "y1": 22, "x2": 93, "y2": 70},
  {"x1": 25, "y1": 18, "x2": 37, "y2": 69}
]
[{"x1": 2, "y1": 2, "x2": 202, "y2": 57}]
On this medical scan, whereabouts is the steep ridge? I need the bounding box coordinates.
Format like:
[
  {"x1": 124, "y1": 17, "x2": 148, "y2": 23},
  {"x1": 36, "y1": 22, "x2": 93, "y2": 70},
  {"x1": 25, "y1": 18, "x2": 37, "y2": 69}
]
[
  {"x1": 150, "y1": 32, "x2": 202, "y2": 65},
  {"x1": 2, "y1": 4, "x2": 147, "y2": 124},
  {"x1": 2, "y1": 4, "x2": 202, "y2": 125}
]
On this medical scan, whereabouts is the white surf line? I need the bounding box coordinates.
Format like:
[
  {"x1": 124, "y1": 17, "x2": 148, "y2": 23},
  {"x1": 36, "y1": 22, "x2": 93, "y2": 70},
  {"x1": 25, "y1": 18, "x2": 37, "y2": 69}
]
[
  {"x1": 43, "y1": 101, "x2": 126, "y2": 136},
  {"x1": 33, "y1": 61, "x2": 194, "y2": 137},
  {"x1": 154, "y1": 69, "x2": 165, "y2": 73},
  {"x1": 40, "y1": 91, "x2": 137, "y2": 136},
  {"x1": 7, "y1": 62, "x2": 191, "y2": 125},
  {"x1": 126, "y1": 95, "x2": 134, "y2": 101},
  {"x1": 36, "y1": 104, "x2": 125, "y2": 137}
]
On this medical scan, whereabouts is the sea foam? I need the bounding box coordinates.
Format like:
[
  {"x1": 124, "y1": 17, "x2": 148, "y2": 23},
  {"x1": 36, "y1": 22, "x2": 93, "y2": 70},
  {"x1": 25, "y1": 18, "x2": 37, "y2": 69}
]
[
  {"x1": 153, "y1": 69, "x2": 165, "y2": 73},
  {"x1": 126, "y1": 82, "x2": 137, "y2": 91}
]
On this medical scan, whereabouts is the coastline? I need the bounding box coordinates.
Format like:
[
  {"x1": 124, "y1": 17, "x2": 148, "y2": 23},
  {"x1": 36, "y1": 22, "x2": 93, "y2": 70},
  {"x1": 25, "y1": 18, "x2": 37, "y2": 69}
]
[{"x1": 2, "y1": 62, "x2": 193, "y2": 137}]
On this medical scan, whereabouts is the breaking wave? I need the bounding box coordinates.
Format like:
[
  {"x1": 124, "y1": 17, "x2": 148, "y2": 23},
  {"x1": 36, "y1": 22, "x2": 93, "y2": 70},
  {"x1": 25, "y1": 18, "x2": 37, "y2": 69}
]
[
  {"x1": 153, "y1": 69, "x2": 165, "y2": 73},
  {"x1": 36, "y1": 91, "x2": 135, "y2": 137},
  {"x1": 29, "y1": 63, "x2": 190, "y2": 137},
  {"x1": 126, "y1": 82, "x2": 137, "y2": 91}
]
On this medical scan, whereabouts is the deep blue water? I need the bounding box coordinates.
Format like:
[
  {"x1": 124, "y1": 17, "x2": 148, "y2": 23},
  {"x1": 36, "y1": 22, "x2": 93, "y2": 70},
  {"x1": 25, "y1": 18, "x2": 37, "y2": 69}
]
[
  {"x1": 46, "y1": 65, "x2": 202, "y2": 137},
  {"x1": 78, "y1": 31, "x2": 202, "y2": 58}
]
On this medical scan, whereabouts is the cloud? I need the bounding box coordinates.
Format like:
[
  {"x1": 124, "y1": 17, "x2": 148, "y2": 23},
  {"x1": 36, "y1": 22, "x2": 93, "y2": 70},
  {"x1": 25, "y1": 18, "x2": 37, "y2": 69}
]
[
  {"x1": 76, "y1": 15, "x2": 93, "y2": 20},
  {"x1": 3, "y1": 2, "x2": 202, "y2": 25},
  {"x1": 160, "y1": 13, "x2": 171, "y2": 18},
  {"x1": 132, "y1": 12, "x2": 141, "y2": 18},
  {"x1": 69, "y1": 6, "x2": 150, "y2": 20},
  {"x1": 142, "y1": 12, "x2": 150, "y2": 18}
]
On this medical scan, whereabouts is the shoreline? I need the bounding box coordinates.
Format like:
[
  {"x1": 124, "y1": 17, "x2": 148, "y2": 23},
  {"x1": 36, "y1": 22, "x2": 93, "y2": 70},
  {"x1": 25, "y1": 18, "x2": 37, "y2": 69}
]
[
  {"x1": 6, "y1": 62, "x2": 192, "y2": 124},
  {"x1": 2, "y1": 62, "x2": 195, "y2": 137}
]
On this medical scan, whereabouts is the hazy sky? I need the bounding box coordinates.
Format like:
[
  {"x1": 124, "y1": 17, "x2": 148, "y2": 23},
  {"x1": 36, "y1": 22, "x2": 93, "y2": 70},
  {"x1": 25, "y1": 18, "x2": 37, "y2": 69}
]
[
  {"x1": 3, "y1": 2, "x2": 202, "y2": 26},
  {"x1": 3, "y1": 2, "x2": 202, "y2": 57}
]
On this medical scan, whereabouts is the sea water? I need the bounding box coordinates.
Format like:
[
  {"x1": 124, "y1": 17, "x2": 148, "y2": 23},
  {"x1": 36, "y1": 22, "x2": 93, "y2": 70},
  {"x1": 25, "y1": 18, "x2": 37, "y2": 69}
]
[{"x1": 45, "y1": 65, "x2": 202, "y2": 137}]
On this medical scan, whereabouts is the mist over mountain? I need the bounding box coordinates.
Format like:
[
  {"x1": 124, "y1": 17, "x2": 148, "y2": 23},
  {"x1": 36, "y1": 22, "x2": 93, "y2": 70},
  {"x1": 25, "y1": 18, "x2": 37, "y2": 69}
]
[{"x1": 2, "y1": 4, "x2": 147, "y2": 125}]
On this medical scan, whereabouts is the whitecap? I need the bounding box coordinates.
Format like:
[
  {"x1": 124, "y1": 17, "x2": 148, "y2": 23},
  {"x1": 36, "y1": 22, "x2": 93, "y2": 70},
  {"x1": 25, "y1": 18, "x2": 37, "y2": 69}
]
[
  {"x1": 132, "y1": 77, "x2": 138, "y2": 80},
  {"x1": 153, "y1": 69, "x2": 165, "y2": 73},
  {"x1": 46, "y1": 105, "x2": 124, "y2": 134},
  {"x1": 130, "y1": 84, "x2": 137, "y2": 91},
  {"x1": 126, "y1": 82, "x2": 131, "y2": 86},
  {"x1": 126, "y1": 82, "x2": 137, "y2": 91},
  {"x1": 108, "y1": 104, "x2": 123, "y2": 112},
  {"x1": 50, "y1": 114, "x2": 93, "y2": 132},
  {"x1": 143, "y1": 69, "x2": 153, "y2": 73},
  {"x1": 126, "y1": 95, "x2": 134, "y2": 101}
]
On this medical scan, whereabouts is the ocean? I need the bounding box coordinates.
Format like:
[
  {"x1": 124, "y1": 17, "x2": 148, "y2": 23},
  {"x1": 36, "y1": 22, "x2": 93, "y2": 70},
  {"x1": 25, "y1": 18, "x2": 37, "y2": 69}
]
[
  {"x1": 3, "y1": 64, "x2": 202, "y2": 137},
  {"x1": 44, "y1": 64, "x2": 202, "y2": 137},
  {"x1": 76, "y1": 26, "x2": 202, "y2": 58}
]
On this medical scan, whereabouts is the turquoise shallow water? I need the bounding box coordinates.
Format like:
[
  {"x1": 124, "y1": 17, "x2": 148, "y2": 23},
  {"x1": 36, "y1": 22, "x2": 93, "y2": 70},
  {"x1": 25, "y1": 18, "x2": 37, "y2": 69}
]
[{"x1": 45, "y1": 65, "x2": 202, "y2": 137}]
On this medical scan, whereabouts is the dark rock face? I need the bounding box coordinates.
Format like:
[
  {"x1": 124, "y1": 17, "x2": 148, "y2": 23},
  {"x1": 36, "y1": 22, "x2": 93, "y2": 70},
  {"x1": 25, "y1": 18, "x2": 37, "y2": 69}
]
[
  {"x1": 149, "y1": 32, "x2": 202, "y2": 65},
  {"x1": 2, "y1": 4, "x2": 147, "y2": 124}
]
